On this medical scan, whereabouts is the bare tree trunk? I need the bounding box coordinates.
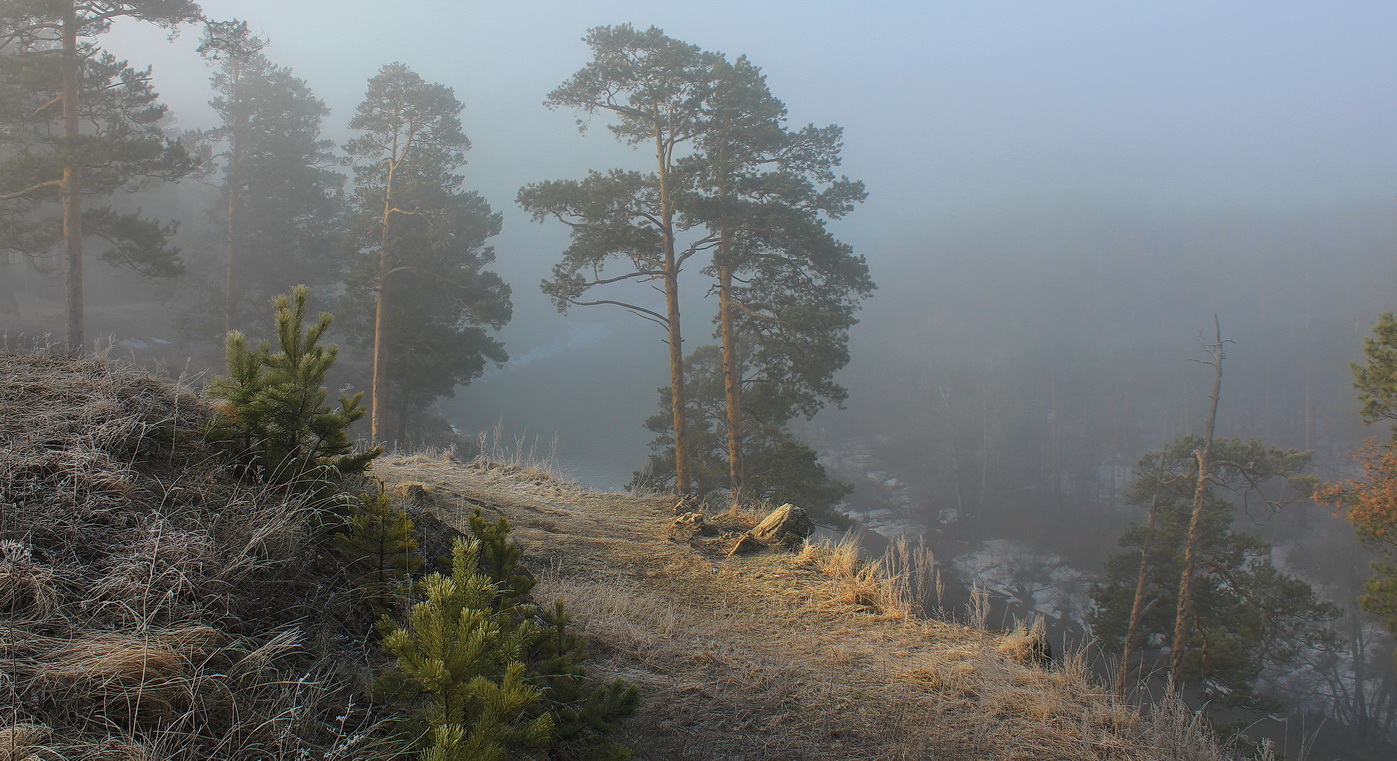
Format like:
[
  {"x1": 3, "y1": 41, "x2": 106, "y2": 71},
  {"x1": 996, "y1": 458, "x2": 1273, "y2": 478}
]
[
  {"x1": 1169, "y1": 315, "x2": 1224, "y2": 684},
  {"x1": 719, "y1": 261, "x2": 743, "y2": 507},
  {"x1": 61, "y1": 2, "x2": 83, "y2": 352},
  {"x1": 664, "y1": 262, "x2": 689, "y2": 493},
  {"x1": 1117, "y1": 451, "x2": 1167, "y2": 697},
  {"x1": 370, "y1": 155, "x2": 400, "y2": 445},
  {"x1": 370, "y1": 244, "x2": 389, "y2": 443}
]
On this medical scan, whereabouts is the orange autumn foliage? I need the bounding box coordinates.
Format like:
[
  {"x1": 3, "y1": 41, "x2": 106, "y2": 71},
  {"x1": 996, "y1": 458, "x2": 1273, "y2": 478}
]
[{"x1": 1317, "y1": 439, "x2": 1397, "y2": 550}]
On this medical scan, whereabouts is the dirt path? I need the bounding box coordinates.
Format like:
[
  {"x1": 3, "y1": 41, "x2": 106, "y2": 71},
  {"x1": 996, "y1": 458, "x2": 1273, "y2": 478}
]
[{"x1": 375, "y1": 454, "x2": 1213, "y2": 761}]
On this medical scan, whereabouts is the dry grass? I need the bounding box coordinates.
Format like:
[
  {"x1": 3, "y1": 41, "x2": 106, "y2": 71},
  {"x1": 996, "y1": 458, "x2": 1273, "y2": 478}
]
[
  {"x1": 474, "y1": 420, "x2": 570, "y2": 484},
  {"x1": 0, "y1": 351, "x2": 1259, "y2": 759},
  {"x1": 374, "y1": 452, "x2": 1263, "y2": 760},
  {"x1": 797, "y1": 531, "x2": 943, "y2": 620},
  {"x1": 0, "y1": 350, "x2": 402, "y2": 759}
]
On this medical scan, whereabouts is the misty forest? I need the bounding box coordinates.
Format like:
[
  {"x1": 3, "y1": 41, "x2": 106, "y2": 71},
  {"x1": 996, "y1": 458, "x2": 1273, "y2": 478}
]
[{"x1": 3, "y1": 1, "x2": 1397, "y2": 759}]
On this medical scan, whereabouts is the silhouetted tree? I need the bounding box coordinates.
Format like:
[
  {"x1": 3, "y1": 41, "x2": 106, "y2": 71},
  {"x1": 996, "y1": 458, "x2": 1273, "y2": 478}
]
[{"x1": 193, "y1": 19, "x2": 343, "y2": 338}]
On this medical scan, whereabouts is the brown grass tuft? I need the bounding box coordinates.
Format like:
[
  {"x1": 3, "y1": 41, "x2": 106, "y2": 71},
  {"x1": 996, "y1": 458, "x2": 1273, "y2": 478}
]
[
  {"x1": 797, "y1": 531, "x2": 942, "y2": 620},
  {"x1": 0, "y1": 352, "x2": 406, "y2": 757},
  {"x1": 0, "y1": 723, "x2": 50, "y2": 761}
]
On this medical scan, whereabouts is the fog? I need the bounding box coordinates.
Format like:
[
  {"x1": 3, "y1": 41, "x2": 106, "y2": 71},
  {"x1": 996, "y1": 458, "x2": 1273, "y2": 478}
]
[
  {"x1": 8, "y1": 0, "x2": 1397, "y2": 751},
  {"x1": 92, "y1": 0, "x2": 1397, "y2": 485}
]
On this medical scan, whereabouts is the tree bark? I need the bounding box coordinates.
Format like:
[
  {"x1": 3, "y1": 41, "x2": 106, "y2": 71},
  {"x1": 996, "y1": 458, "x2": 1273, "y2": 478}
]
[
  {"x1": 61, "y1": 2, "x2": 83, "y2": 352},
  {"x1": 1169, "y1": 315, "x2": 1224, "y2": 684},
  {"x1": 655, "y1": 123, "x2": 689, "y2": 493},
  {"x1": 719, "y1": 261, "x2": 743, "y2": 507},
  {"x1": 1117, "y1": 451, "x2": 1167, "y2": 697},
  {"x1": 370, "y1": 153, "x2": 399, "y2": 445}
]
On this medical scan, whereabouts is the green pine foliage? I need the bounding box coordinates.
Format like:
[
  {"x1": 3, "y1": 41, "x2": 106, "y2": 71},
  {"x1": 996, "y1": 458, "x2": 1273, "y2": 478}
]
[
  {"x1": 377, "y1": 536, "x2": 554, "y2": 760},
  {"x1": 335, "y1": 484, "x2": 424, "y2": 611},
  {"x1": 1353, "y1": 311, "x2": 1397, "y2": 433},
  {"x1": 1092, "y1": 437, "x2": 1338, "y2": 708},
  {"x1": 530, "y1": 601, "x2": 639, "y2": 760},
  {"x1": 207, "y1": 285, "x2": 381, "y2": 487},
  {"x1": 379, "y1": 514, "x2": 636, "y2": 760},
  {"x1": 467, "y1": 510, "x2": 536, "y2": 603}
]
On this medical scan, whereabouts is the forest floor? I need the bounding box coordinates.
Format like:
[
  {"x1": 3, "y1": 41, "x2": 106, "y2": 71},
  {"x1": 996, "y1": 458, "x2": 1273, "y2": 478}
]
[{"x1": 375, "y1": 452, "x2": 1241, "y2": 761}]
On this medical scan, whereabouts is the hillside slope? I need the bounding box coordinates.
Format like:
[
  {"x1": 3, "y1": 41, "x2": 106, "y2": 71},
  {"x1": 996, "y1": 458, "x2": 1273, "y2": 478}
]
[
  {"x1": 0, "y1": 351, "x2": 1246, "y2": 760},
  {"x1": 377, "y1": 454, "x2": 1243, "y2": 761}
]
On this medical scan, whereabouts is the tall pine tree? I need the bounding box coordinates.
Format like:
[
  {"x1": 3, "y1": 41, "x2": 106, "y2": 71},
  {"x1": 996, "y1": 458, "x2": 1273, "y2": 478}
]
[
  {"x1": 519, "y1": 24, "x2": 721, "y2": 494},
  {"x1": 0, "y1": 0, "x2": 201, "y2": 350},
  {"x1": 680, "y1": 53, "x2": 870, "y2": 507},
  {"x1": 343, "y1": 63, "x2": 511, "y2": 444},
  {"x1": 192, "y1": 19, "x2": 344, "y2": 339}
]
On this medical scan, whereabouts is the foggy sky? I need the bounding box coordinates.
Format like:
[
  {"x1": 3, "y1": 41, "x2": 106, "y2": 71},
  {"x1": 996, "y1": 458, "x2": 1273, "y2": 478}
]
[{"x1": 99, "y1": 0, "x2": 1397, "y2": 485}]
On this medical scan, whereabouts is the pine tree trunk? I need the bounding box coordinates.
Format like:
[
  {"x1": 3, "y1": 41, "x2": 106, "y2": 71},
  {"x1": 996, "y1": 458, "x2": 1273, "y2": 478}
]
[
  {"x1": 1117, "y1": 451, "x2": 1167, "y2": 697},
  {"x1": 1169, "y1": 315, "x2": 1224, "y2": 685},
  {"x1": 719, "y1": 261, "x2": 743, "y2": 507},
  {"x1": 370, "y1": 245, "x2": 389, "y2": 444},
  {"x1": 664, "y1": 263, "x2": 689, "y2": 493},
  {"x1": 224, "y1": 76, "x2": 241, "y2": 337},
  {"x1": 61, "y1": 2, "x2": 83, "y2": 352},
  {"x1": 654, "y1": 123, "x2": 689, "y2": 493},
  {"x1": 370, "y1": 152, "x2": 401, "y2": 445}
]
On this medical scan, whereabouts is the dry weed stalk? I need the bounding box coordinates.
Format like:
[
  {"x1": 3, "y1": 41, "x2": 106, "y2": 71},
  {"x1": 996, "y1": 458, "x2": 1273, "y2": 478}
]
[
  {"x1": 474, "y1": 421, "x2": 567, "y2": 483},
  {"x1": 798, "y1": 532, "x2": 942, "y2": 620}
]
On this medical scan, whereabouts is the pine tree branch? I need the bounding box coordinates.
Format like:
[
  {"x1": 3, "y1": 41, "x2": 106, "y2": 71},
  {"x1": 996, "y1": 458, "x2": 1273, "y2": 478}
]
[
  {"x1": 567, "y1": 297, "x2": 668, "y2": 327},
  {"x1": 0, "y1": 179, "x2": 63, "y2": 201}
]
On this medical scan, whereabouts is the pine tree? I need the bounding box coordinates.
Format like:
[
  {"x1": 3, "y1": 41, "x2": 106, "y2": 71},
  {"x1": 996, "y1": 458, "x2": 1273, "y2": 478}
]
[
  {"x1": 191, "y1": 19, "x2": 344, "y2": 339},
  {"x1": 378, "y1": 537, "x2": 554, "y2": 761},
  {"x1": 1094, "y1": 436, "x2": 1336, "y2": 706},
  {"x1": 519, "y1": 24, "x2": 722, "y2": 494},
  {"x1": 207, "y1": 285, "x2": 380, "y2": 487},
  {"x1": 680, "y1": 54, "x2": 871, "y2": 507},
  {"x1": 1315, "y1": 311, "x2": 1397, "y2": 659},
  {"x1": 380, "y1": 511, "x2": 637, "y2": 759},
  {"x1": 335, "y1": 483, "x2": 423, "y2": 610},
  {"x1": 529, "y1": 601, "x2": 638, "y2": 760},
  {"x1": 467, "y1": 510, "x2": 536, "y2": 603},
  {"x1": 0, "y1": 0, "x2": 201, "y2": 350},
  {"x1": 522, "y1": 32, "x2": 871, "y2": 502},
  {"x1": 343, "y1": 62, "x2": 511, "y2": 444}
]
